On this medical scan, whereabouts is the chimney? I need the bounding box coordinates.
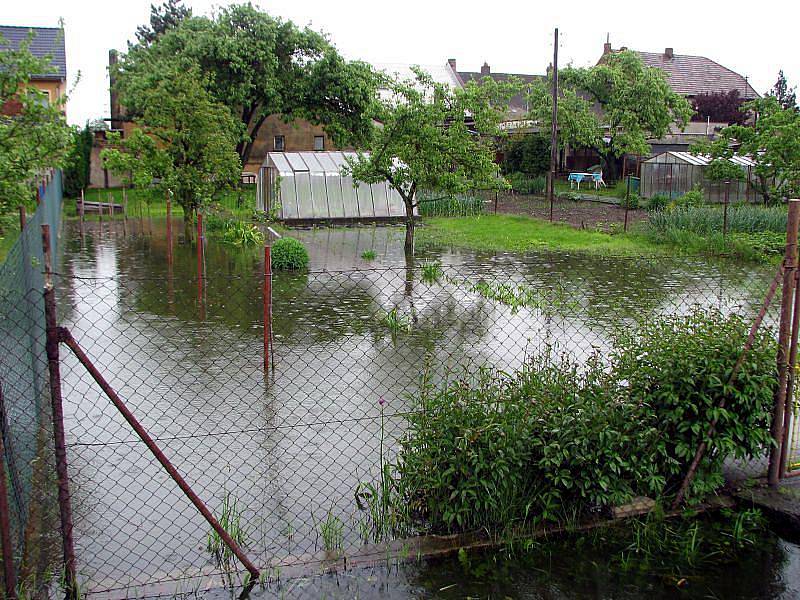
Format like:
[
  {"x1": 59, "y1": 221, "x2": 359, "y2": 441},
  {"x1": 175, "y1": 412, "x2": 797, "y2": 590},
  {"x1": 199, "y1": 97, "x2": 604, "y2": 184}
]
[
  {"x1": 481, "y1": 62, "x2": 490, "y2": 76},
  {"x1": 447, "y1": 58, "x2": 457, "y2": 71},
  {"x1": 603, "y1": 33, "x2": 611, "y2": 55},
  {"x1": 664, "y1": 47, "x2": 674, "y2": 59}
]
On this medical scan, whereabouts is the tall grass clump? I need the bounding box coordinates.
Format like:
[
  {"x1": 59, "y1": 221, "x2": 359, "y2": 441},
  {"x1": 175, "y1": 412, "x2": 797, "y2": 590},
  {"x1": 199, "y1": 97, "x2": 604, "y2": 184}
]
[
  {"x1": 507, "y1": 172, "x2": 547, "y2": 195},
  {"x1": 206, "y1": 491, "x2": 248, "y2": 568},
  {"x1": 270, "y1": 237, "x2": 309, "y2": 270},
  {"x1": 417, "y1": 191, "x2": 485, "y2": 217},
  {"x1": 364, "y1": 309, "x2": 776, "y2": 537}
]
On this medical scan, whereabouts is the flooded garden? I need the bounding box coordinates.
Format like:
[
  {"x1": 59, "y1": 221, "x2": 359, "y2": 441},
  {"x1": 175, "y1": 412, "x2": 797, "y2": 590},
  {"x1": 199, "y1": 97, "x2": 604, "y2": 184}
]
[{"x1": 52, "y1": 216, "x2": 799, "y2": 597}]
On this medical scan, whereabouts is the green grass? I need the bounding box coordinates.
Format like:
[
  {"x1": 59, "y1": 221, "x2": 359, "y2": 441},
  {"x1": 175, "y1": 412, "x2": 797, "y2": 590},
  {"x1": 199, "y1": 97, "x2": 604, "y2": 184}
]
[{"x1": 418, "y1": 214, "x2": 661, "y2": 256}]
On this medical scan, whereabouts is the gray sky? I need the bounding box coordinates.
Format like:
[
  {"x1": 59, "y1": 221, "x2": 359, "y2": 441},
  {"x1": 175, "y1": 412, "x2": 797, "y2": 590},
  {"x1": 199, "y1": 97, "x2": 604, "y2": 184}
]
[{"x1": 5, "y1": 0, "x2": 799, "y2": 126}]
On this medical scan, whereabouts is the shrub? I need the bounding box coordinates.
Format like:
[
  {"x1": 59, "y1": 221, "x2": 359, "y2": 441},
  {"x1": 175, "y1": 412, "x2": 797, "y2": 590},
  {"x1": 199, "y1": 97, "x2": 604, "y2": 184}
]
[
  {"x1": 270, "y1": 237, "x2": 309, "y2": 270},
  {"x1": 361, "y1": 249, "x2": 377, "y2": 260},
  {"x1": 619, "y1": 194, "x2": 640, "y2": 210},
  {"x1": 671, "y1": 187, "x2": 704, "y2": 208},
  {"x1": 613, "y1": 310, "x2": 776, "y2": 500},
  {"x1": 221, "y1": 221, "x2": 264, "y2": 246},
  {"x1": 374, "y1": 310, "x2": 776, "y2": 536},
  {"x1": 646, "y1": 193, "x2": 670, "y2": 212}
]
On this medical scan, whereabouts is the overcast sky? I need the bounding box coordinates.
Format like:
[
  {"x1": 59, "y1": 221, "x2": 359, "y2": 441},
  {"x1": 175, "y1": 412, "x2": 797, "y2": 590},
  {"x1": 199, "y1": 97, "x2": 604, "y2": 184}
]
[{"x1": 5, "y1": 0, "x2": 799, "y2": 125}]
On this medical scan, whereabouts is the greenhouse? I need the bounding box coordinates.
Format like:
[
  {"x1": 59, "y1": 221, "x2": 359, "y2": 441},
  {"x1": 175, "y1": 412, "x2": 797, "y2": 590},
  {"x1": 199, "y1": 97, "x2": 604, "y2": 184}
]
[
  {"x1": 256, "y1": 151, "x2": 412, "y2": 221},
  {"x1": 640, "y1": 151, "x2": 760, "y2": 203}
]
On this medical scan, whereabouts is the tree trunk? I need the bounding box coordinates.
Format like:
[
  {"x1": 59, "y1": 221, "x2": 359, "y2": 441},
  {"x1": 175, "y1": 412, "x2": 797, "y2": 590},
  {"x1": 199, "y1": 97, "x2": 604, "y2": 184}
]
[{"x1": 403, "y1": 193, "x2": 415, "y2": 257}]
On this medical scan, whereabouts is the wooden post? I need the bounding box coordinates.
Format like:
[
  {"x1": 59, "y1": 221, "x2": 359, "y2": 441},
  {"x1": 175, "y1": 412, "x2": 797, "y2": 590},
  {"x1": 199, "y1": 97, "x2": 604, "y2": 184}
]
[
  {"x1": 122, "y1": 187, "x2": 128, "y2": 236},
  {"x1": 197, "y1": 213, "x2": 204, "y2": 318},
  {"x1": 18, "y1": 205, "x2": 26, "y2": 231},
  {"x1": 769, "y1": 199, "x2": 800, "y2": 486},
  {"x1": 624, "y1": 175, "x2": 631, "y2": 233},
  {"x1": 0, "y1": 384, "x2": 17, "y2": 600},
  {"x1": 723, "y1": 181, "x2": 730, "y2": 239},
  {"x1": 79, "y1": 189, "x2": 85, "y2": 235},
  {"x1": 548, "y1": 27, "x2": 559, "y2": 222},
  {"x1": 780, "y1": 254, "x2": 800, "y2": 479}
]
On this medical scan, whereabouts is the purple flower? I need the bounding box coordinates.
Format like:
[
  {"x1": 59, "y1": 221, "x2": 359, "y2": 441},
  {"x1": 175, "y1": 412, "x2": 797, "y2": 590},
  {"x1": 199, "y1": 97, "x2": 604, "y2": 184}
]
[{"x1": 378, "y1": 396, "x2": 386, "y2": 406}]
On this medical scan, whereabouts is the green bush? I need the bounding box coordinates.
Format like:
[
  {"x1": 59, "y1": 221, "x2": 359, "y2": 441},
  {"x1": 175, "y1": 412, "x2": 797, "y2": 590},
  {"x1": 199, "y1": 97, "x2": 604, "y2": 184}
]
[
  {"x1": 671, "y1": 187, "x2": 704, "y2": 208},
  {"x1": 501, "y1": 134, "x2": 550, "y2": 176},
  {"x1": 646, "y1": 193, "x2": 670, "y2": 212},
  {"x1": 613, "y1": 310, "x2": 776, "y2": 499},
  {"x1": 619, "y1": 194, "x2": 640, "y2": 210},
  {"x1": 507, "y1": 172, "x2": 547, "y2": 195},
  {"x1": 374, "y1": 309, "x2": 776, "y2": 536},
  {"x1": 270, "y1": 237, "x2": 309, "y2": 270}
]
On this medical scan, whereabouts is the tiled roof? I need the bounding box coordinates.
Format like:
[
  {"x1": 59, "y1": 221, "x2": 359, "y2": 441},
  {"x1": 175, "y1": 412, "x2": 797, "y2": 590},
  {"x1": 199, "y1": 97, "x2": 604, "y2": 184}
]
[
  {"x1": 458, "y1": 71, "x2": 543, "y2": 117},
  {"x1": 0, "y1": 25, "x2": 66, "y2": 80},
  {"x1": 631, "y1": 50, "x2": 758, "y2": 99}
]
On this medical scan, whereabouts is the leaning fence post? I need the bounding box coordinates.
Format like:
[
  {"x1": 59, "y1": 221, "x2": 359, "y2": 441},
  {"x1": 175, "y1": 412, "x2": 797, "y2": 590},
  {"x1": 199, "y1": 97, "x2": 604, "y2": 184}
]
[
  {"x1": 40, "y1": 225, "x2": 78, "y2": 599},
  {"x1": 263, "y1": 245, "x2": 272, "y2": 374},
  {"x1": 780, "y1": 255, "x2": 800, "y2": 479},
  {"x1": 768, "y1": 199, "x2": 800, "y2": 486},
  {"x1": 0, "y1": 383, "x2": 18, "y2": 600}
]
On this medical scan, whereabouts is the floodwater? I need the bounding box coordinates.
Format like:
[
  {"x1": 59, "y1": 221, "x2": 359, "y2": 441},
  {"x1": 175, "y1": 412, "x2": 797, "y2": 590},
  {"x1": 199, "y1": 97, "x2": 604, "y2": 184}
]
[{"x1": 53, "y1": 217, "x2": 791, "y2": 595}]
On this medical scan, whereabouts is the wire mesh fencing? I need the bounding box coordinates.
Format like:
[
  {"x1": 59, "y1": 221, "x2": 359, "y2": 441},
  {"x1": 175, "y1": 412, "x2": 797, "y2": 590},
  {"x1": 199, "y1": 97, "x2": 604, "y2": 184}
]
[
  {"x1": 43, "y1": 254, "x2": 788, "y2": 596},
  {"x1": 0, "y1": 170, "x2": 64, "y2": 596}
]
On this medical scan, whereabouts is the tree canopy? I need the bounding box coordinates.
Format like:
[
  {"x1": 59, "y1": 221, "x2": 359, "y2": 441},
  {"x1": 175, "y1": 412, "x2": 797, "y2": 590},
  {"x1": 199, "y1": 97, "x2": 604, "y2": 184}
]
[
  {"x1": 699, "y1": 96, "x2": 800, "y2": 204},
  {"x1": 101, "y1": 66, "x2": 243, "y2": 225},
  {"x1": 527, "y1": 51, "x2": 693, "y2": 178},
  {"x1": 0, "y1": 31, "x2": 72, "y2": 214},
  {"x1": 346, "y1": 68, "x2": 516, "y2": 252},
  {"x1": 116, "y1": 3, "x2": 379, "y2": 165},
  {"x1": 769, "y1": 70, "x2": 797, "y2": 112},
  {"x1": 691, "y1": 90, "x2": 746, "y2": 125}
]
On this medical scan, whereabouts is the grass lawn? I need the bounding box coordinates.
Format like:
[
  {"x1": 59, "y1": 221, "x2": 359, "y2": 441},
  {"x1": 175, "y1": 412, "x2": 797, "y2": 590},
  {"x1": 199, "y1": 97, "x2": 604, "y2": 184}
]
[{"x1": 418, "y1": 214, "x2": 661, "y2": 256}]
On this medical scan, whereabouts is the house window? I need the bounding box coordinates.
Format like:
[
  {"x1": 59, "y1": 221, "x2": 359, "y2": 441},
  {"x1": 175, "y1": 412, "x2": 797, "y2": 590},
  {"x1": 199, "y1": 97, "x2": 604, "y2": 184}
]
[
  {"x1": 273, "y1": 135, "x2": 285, "y2": 151},
  {"x1": 314, "y1": 136, "x2": 324, "y2": 151}
]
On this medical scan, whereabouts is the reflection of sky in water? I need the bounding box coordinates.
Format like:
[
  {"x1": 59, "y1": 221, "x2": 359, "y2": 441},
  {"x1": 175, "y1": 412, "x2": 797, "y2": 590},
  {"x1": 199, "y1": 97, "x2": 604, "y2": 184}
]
[{"x1": 56, "y1": 219, "x2": 786, "y2": 594}]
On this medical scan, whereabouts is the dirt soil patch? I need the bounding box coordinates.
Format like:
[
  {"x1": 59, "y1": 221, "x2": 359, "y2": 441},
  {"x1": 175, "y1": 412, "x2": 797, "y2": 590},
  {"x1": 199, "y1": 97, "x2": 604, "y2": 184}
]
[{"x1": 491, "y1": 193, "x2": 647, "y2": 232}]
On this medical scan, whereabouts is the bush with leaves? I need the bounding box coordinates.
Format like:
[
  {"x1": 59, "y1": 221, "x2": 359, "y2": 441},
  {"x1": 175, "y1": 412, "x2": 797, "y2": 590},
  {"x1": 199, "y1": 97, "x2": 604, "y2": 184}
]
[
  {"x1": 374, "y1": 309, "x2": 776, "y2": 536},
  {"x1": 646, "y1": 193, "x2": 670, "y2": 212},
  {"x1": 612, "y1": 310, "x2": 776, "y2": 500},
  {"x1": 270, "y1": 237, "x2": 309, "y2": 270},
  {"x1": 507, "y1": 172, "x2": 547, "y2": 195},
  {"x1": 671, "y1": 187, "x2": 704, "y2": 208}
]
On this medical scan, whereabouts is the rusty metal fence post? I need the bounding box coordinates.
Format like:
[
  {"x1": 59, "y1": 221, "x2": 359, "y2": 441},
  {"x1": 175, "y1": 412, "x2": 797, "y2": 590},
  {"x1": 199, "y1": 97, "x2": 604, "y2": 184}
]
[
  {"x1": 264, "y1": 245, "x2": 272, "y2": 374},
  {"x1": 0, "y1": 383, "x2": 18, "y2": 600},
  {"x1": 40, "y1": 225, "x2": 78, "y2": 599},
  {"x1": 768, "y1": 199, "x2": 800, "y2": 486}
]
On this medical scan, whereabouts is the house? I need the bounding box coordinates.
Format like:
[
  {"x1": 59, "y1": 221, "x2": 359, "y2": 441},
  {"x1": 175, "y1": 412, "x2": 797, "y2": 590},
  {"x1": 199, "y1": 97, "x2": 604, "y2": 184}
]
[{"x1": 0, "y1": 25, "x2": 67, "y2": 116}]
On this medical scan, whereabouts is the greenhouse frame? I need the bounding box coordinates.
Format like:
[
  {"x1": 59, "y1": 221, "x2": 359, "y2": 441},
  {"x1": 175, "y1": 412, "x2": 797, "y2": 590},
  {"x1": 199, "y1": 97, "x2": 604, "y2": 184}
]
[
  {"x1": 640, "y1": 151, "x2": 761, "y2": 203},
  {"x1": 256, "y1": 151, "x2": 413, "y2": 221}
]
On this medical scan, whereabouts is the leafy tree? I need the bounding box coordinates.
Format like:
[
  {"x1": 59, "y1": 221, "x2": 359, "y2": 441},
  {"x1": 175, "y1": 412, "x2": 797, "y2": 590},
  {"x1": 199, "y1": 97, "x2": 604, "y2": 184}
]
[
  {"x1": 63, "y1": 123, "x2": 94, "y2": 198},
  {"x1": 527, "y1": 51, "x2": 693, "y2": 179},
  {"x1": 699, "y1": 96, "x2": 800, "y2": 204},
  {"x1": 101, "y1": 65, "x2": 243, "y2": 235},
  {"x1": 117, "y1": 3, "x2": 378, "y2": 166},
  {"x1": 345, "y1": 69, "x2": 515, "y2": 254},
  {"x1": 691, "y1": 90, "x2": 747, "y2": 125},
  {"x1": 501, "y1": 133, "x2": 550, "y2": 176},
  {"x1": 0, "y1": 32, "x2": 72, "y2": 216},
  {"x1": 135, "y1": 0, "x2": 191, "y2": 46},
  {"x1": 769, "y1": 70, "x2": 797, "y2": 112}
]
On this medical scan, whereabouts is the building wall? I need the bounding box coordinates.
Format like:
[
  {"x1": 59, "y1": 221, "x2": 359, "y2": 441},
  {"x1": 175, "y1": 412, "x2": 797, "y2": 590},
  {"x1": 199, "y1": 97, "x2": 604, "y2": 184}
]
[
  {"x1": 1, "y1": 78, "x2": 67, "y2": 117},
  {"x1": 244, "y1": 115, "x2": 339, "y2": 173}
]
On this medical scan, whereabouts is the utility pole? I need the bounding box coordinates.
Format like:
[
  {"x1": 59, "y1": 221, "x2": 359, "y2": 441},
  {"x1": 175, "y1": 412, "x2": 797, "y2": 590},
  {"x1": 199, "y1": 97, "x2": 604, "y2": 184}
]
[{"x1": 549, "y1": 27, "x2": 559, "y2": 222}]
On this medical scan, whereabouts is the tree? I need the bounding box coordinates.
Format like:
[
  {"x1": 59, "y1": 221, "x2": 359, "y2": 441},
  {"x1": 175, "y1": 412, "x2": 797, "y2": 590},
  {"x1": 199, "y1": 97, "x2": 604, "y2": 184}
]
[
  {"x1": 501, "y1": 133, "x2": 550, "y2": 176},
  {"x1": 345, "y1": 69, "x2": 515, "y2": 254},
  {"x1": 135, "y1": 0, "x2": 191, "y2": 46},
  {"x1": 117, "y1": 3, "x2": 378, "y2": 166},
  {"x1": 699, "y1": 96, "x2": 800, "y2": 204},
  {"x1": 691, "y1": 90, "x2": 747, "y2": 125},
  {"x1": 769, "y1": 70, "x2": 797, "y2": 112},
  {"x1": 527, "y1": 51, "x2": 693, "y2": 180},
  {"x1": 63, "y1": 123, "x2": 93, "y2": 198},
  {"x1": 0, "y1": 32, "x2": 72, "y2": 216},
  {"x1": 101, "y1": 65, "x2": 243, "y2": 235}
]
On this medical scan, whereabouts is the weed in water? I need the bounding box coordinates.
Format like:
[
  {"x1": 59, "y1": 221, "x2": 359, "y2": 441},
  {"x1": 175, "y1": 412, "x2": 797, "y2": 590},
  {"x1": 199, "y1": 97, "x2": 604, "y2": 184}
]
[
  {"x1": 383, "y1": 308, "x2": 411, "y2": 334},
  {"x1": 361, "y1": 249, "x2": 377, "y2": 260},
  {"x1": 420, "y1": 260, "x2": 444, "y2": 283},
  {"x1": 319, "y1": 511, "x2": 344, "y2": 553},
  {"x1": 206, "y1": 491, "x2": 248, "y2": 569}
]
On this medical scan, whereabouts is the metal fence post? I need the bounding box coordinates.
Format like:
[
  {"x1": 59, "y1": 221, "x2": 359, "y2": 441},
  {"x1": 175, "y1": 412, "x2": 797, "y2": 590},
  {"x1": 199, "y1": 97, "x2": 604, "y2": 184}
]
[
  {"x1": 0, "y1": 383, "x2": 18, "y2": 600},
  {"x1": 768, "y1": 199, "x2": 800, "y2": 486},
  {"x1": 40, "y1": 225, "x2": 78, "y2": 599},
  {"x1": 264, "y1": 246, "x2": 272, "y2": 374}
]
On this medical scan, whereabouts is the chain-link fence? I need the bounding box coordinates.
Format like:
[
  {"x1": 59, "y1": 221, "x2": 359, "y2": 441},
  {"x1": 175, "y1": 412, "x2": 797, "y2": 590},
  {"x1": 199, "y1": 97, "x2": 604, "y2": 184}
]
[
  {"x1": 0, "y1": 170, "x2": 64, "y2": 595},
  {"x1": 41, "y1": 253, "x2": 789, "y2": 596}
]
